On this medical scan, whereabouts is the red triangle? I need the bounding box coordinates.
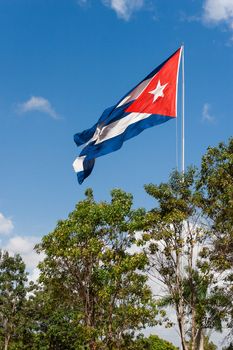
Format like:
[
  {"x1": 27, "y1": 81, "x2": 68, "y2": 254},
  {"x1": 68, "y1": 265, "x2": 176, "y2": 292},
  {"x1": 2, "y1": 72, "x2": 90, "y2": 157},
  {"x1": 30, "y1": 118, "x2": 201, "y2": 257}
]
[{"x1": 125, "y1": 48, "x2": 181, "y2": 117}]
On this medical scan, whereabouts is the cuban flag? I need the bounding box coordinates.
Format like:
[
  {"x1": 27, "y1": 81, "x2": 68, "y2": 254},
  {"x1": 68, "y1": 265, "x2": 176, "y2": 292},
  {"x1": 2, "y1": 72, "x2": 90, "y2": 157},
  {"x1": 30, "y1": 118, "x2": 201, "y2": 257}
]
[{"x1": 73, "y1": 47, "x2": 182, "y2": 184}]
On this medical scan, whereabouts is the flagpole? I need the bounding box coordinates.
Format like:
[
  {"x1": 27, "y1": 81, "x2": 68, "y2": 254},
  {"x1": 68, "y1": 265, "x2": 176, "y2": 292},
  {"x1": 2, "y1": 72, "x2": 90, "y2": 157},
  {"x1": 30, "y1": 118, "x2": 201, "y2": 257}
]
[
  {"x1": 181, "y1": 44, "x2": 185, "y2": 175},
  {"x1": 180, "y1": 45, "x2": 185, "y2": 292}
]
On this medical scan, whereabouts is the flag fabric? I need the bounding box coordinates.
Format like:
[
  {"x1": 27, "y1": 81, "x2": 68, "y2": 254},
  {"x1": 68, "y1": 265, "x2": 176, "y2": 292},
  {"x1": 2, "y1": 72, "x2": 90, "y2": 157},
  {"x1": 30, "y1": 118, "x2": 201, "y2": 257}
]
[{"x1": 73, "y1": 47, "x2": 182, "y2": 184}]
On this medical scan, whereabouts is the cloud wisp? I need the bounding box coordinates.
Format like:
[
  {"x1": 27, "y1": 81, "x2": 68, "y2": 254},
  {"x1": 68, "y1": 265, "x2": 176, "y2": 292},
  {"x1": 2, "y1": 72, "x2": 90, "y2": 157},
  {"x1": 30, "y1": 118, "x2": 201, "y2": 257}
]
[
  {"x1": 0, "y1": 213, "x2": 14, "y2": 235},
  {"x1": 102, "y1": 0, "x2": 144, "y2": 20},
  {"x1": 18, "y1": 96, "x2": 59, "y2": 120},
  {"x1": 77, "y1": 0, "x2": 89, "y2": 7},
  {"x1": 78, "y1": 0, "x2": 145, "y2": 21},
  {"x1": 78, "y1": 0, "x2": 233, "y2": 27},
  {"x1": 179, "y1": 11, "x2": 201, "y2": 23},
  {"x1": 202, "y1": 103, "x2": 215, "y2": 123},
  {"x1": 203, "y1": 0, "x2": 233, "y2": 30}
]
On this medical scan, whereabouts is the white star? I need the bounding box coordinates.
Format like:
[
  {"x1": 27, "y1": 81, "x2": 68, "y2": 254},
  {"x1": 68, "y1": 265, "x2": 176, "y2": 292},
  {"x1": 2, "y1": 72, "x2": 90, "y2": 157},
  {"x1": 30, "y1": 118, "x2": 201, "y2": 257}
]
[{"x1": 149, "y1": 80, "x2": 168, "y2": 103}]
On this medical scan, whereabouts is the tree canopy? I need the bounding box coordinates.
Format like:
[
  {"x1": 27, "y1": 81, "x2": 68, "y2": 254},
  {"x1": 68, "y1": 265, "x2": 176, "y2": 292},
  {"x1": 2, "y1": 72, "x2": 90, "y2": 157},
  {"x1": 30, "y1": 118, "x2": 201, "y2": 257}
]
[
  {"x1": 0, "y1": 138, "x2": 232, "y2": 350},
  {"x1": 0, "y1": 251, "x2": 29, "y2": 350},
  {"x1": 35, "y1": 189, "x2": 158, "y2": 349}
]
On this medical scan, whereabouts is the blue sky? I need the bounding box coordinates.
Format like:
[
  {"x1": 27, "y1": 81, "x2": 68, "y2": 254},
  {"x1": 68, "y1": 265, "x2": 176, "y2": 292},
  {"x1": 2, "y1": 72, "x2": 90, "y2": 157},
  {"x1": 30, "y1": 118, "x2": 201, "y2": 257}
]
[
  {"x1": 0, "y1": 0, "x2": 233, "y2": 288},
  {"x1": 0, "y1": 0, "x2": 232, "y2": 346}
]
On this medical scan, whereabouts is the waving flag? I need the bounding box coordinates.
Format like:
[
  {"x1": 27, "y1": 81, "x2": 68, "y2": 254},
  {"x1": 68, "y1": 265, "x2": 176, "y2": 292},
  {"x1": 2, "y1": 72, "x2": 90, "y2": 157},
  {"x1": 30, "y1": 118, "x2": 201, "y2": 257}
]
[{"x1": 73, "y1": 47, "x2": 182, "y2": 184}]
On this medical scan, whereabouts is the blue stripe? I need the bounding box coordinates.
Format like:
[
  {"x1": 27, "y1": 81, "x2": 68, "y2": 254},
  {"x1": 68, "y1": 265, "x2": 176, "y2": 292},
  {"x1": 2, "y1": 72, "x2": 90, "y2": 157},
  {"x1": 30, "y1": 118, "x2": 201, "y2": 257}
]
[
  {"x1": 77, "y1": 170, "x2": 85, "y2": 184},
  {"x1": 77, "y1": 158, "x2": 95, "y2": 184},
  {"x1": 74, "y1": 103, "x2": 132, "y2": 147},
  {"x1": 74, "y1": 122, "x2": 98, "y2": 147},
  {"x1": 74, "y1": 105, "x2": 115, "y2": 146},
  {"x1": 82, "y1": 114, "x2": 172, "y2": 161}
]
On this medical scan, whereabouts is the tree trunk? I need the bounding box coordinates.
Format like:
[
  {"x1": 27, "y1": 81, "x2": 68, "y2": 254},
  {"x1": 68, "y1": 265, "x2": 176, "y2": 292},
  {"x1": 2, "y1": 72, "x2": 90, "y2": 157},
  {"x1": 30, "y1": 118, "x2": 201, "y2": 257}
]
[
  {"x1": 188, "y1": 222, "x2": 196, "y2": 350},
  {"x1": 190, "y1": 308, "x2": 196, "y2": 350},
  {"x1": 85, "y1": 288, "x2": 97, "y2": 350},
  {"x1": 177, "y1": 313, "x2": 188, "y2": 350},
  {"x1": 176, "y1": 226, "x2": 188, "y2": 350},
  {"x1": 107, "y1": 303, "x2": 113, "y2": 348},
  {"x1": 195, "y1": 329, "x2": 204, "y2": 350},
  {"x1": 4, "y1": 334, "x2": 10, "y2": 350},
  {"x1": 90, "y1": 341, "x2": 97, "y2": 350},
  {"x1": 176, "y1": 298, "x2": 188, "y2": 350}
]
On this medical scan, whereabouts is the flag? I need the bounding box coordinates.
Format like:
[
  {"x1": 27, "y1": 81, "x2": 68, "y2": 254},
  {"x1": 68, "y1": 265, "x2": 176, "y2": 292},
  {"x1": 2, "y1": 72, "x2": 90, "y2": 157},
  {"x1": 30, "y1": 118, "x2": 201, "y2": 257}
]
[{"x1": 73, "y1": 47, "x2": 182, "y2": 184}]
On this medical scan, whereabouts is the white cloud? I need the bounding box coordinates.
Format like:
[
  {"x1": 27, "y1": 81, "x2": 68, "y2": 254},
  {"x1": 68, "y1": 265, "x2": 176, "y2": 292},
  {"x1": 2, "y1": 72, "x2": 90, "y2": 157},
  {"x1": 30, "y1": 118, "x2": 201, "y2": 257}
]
[
  {"x1": 18, "y1": 96, "x2": 59, "y2": 119},
  {"x1": 77, "y1": 0, "x2": 88, "y2": 6},
  {"x1": 102, "y1": 0, "x2": 144, "y2": 20},
  {"x1": 202, "y1": 103, "x2": 215, "y2": 123},
  {"x1": 179, "y1": 11, "x2": 201, "y2": 23},
  {"x1": 4, "y1": 236, "x2": 41, "y2": 269},
  {"x1": 5, "y1": 236, "x2": 35, "y2": 255},
  {"x1": 29, "y1": 267, "x2": 41, "y2": 283},
  {"x1": 77, "y1": 0, "x2": 145, "y2": 20},
  {"x1": 3, "y1": 235, "x2": 44, "y2": 282},
  {"x1": 0, "y1": 213, "x2": 14, "y2": 235},
  {"x1": 0, "y1": 212, "x2": 43, "y2": 282},
  {"x1": 203, "y1": 0, "x2": 233, "y2": 29}
]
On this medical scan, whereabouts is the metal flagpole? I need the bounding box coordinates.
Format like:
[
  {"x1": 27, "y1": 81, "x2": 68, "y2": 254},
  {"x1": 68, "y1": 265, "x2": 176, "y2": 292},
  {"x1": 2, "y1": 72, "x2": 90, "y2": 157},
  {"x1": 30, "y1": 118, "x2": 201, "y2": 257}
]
[
  {"x1": 181, "y1": 44, "x2": 185, "y2": 174},
  {"x1": 180, "y1": 45, "x2": 185, "y2": 305}
]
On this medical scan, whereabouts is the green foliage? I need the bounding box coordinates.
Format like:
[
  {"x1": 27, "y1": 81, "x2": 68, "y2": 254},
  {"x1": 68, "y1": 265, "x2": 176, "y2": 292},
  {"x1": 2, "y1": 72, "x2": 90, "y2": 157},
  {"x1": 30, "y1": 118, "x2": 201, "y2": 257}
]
[
  {"x1": 203, "y1": 336, "x2": 217, "y2": 350},
  {"x1": 127, "y1": 334, "x2": 178, "y2": 350},
  {"x1": 198, "y1": 137, "x2": 233, "y2": 333},
  {"x1": 0, "y1": 251, "x2": 29, "y2": 350},
  {"x1": 144, "y1": 335, "x2": 178, "y2": 350},
  {"x1": 198, "y1": 137, "x2": 233, "y2": 268},
  {"x1": 34, "y1": 188, "x2": 158, "y2": 349},
  {"x1": 0, "y1": 138, "x2": 232, "y2": 349},
  {"x1": 187, "y1": 335, "x2": 217, "y2": 350},
  {"x1": 143, "y1": 168, "x2": 227, "y2": 350}
]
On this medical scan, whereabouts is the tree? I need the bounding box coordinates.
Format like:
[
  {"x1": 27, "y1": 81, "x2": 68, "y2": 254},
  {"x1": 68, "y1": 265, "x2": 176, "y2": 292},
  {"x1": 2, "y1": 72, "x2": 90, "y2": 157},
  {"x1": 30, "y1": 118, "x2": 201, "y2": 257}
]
[
  {"x1": 36, "y1": 189, "x2": 158, "y2": 349},
  {"x1": 126, "y1": 334, "x2": 178, "y2": 349},
  {"x1": 25, "y1": 282, "x2": 87, "y2": 349},
  {"x1": 140, "y1": 335, "x2": 178, "y2": 350},
  {"x1": 203, "y1": 336, "x2": 217, "y2": 350},
  {"x1": 198, "y1": 138, "x2": 233, "y2": 335},
  {"x1": 198, "y1": 137, "x2": 233, "y2": 268},
  {"x1": 0, "y1": 251, "x2": 28, "y2": 350},
  {"x1": 141, "y1": 169, "x2": 226, "y2": 350}
]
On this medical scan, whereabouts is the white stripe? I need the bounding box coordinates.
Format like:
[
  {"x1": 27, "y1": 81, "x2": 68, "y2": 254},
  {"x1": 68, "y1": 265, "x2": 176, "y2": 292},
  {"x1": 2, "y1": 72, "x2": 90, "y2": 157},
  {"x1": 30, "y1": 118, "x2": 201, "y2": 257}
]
[
  {"x1": 86, "y1": 78, "x2": 154, "y2": 146},
  {"x1": 95, "y1": 112, "x2": 151, "y2": 145},
  {"x1": 82, "y1": 124, "x2": 102, "y2": 147},
  {"x1": 73, "y1": 156, "x2": 85, "y2": 172},
  {"x1": 117, "y1": 78, "x2": 152, "y2": 108}
]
